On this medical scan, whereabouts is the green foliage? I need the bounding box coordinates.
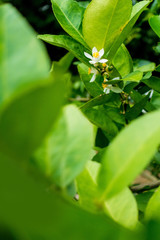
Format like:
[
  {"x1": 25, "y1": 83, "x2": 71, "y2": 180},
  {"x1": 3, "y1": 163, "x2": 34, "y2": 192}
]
[
  {"x1": 149, "y1": 15, "x2": 160, "y2": 38},
  {"x1": 82, "y1": 0, "x2": 132, "y2": 52},
  {"x1": 51, "y1": 0, "x2": 88, "y2": 47},
  {"x1": 33, "y1": 105, "x2": 94, "y2": 187},
  {"x1": 1, "y1": 1, "x2": 160, "y2": 240},
  {"x1": 98, "y1": 110, "x2": 160, "y2": 200}
]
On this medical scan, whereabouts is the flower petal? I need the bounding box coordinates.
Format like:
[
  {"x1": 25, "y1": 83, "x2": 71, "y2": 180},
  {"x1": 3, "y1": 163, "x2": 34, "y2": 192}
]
[
  {"x1": 92, "y1": 47, "x2": 98, "y2": 54},
  {"x1": 99, "y1": 48, "x2": 104, "y2": 57},
  {"x1": 104, "y1": 88, "x2": 110, "y2": 94},
  {"x1": 90, "y1": 74, "x2": 96, "y2": 82},
  {"x1": 84, "y1": 52, "x2": 92, "y2": 59},
  {"x1": 89, "y1": 60, "x2": 97, "y2": 64},
  {"x1": 99, "y1": 59, "x2": 108, "y2": 63}
]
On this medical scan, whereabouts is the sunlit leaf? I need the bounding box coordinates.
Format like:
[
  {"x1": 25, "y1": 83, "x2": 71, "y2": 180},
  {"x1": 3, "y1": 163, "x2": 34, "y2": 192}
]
[
  {"x1": 98, "y1": 109, "x2": 160, "y2": 200},
  {"x1": 82, "y1": 0, "x2": 132, "y2": 53}
]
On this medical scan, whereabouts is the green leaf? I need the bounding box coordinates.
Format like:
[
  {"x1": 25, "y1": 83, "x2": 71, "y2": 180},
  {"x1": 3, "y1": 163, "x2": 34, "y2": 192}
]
[
  {"x1": 78, "y1": 1, "x2": 90, "y2": 9},
  {"x1": 51, "y1": 52, "x2": 74, "y2": 74},
  {"x1": 51, "y1": 0, "x2": 88, "y2": 47},
  {"x1": 113, "y1": 44, "x2": 133, "y2": 77},
  {"x1": 156, "y1": 64, "x2": 160, "y2": 72},
  {"x1": 38, "y1": 34, "x2": 91, "y2": 67},
  {"x1": 78, "y1": 63, "x2": 104, "y2": 97},
  {"x1": 134, "y1": 59, "x2": 156, "y2": 72},
  {"x1": 0, "y1": 4, "x2": 50, "y2": 106},
  {"x1": 98, "y1": 109, "x2": 160, "y2": 200},
  {"x1": 104, "y1": 187, "x2": 138, "y2": 229},
  {"x1": 82, "y1": 0, "x2": 132, "y2": 53},
  {"x1": 143, "y1": 76, "x2": 160, "y2": 93},
  {"x1": 135, "y1": 192, "x2": 153, "y2": 212},
  {"x1": 125, "y1": 95, "x2": 150, "y2": 121},
  {"x1": 145, "y1": 187, "x2": 160, "y2": 220},
  {"x1": 76, "y1": 161, "x2": 138, "y2": 229},
  {"x1": 0, "y1": 4, "x2": 65, "y2": 160},
  {"x1": 108, "y1": 1, "x2": 151, "y2": 60},
  {"x1": 82, "y1": 106, "x2": 119, "y2": 141},
  {"x1": 0, "y1": 151, "x2": 128, "y2": 240},
  {"x1": 0, "y1": 78, "x2": 65, "y2": 160},
  {"x1": 122, "y1": 71, "x2": 143, "y2": 82},
  {"x1": 149, "y1": 15, "x2": 160, "y2": 38},
  {"x1": 33, "y1": 105, "x2": 94, "y2": 187}
]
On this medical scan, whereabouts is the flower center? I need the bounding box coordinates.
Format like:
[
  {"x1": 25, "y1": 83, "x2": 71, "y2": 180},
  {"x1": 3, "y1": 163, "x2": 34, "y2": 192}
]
[
  {"x1": 93, "y1": 52, "x2": 99, "y2": 58},
  {"x1": 102, "y1": 63, "x2": 107, "y2": 67},
  {"x1": 88, "y1": 68, "x2": 91, "y2": 75},
  {"x1": 102, "y1": 83, "x2": 108, "y2": 89}
]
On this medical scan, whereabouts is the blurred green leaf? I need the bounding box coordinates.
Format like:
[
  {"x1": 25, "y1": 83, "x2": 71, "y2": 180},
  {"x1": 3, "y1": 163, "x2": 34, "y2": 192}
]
[
  {"x1": 51, "y1": 52, "x2": 74, "y2": 73},
  {"x1": 76, "y1": 161, "x2": 138, "y2": 229},
  {"x1": 145, "y1": 187, "x2": 160, "y2": 220},
  {"x1": 0, "y1": 151, "x2": 127, "y2": 240},
  {"x1": 0, "y1": 4, "x2": 50, "y2": 105},
  {"x1": 0, "y1": 78, "x2": 65, "y2": 160},
  {"x1": 135, "y1": 192, "x2": 153, "y2": 212},
  {"x1": 0, "y1": 4, "x2": 65, "y2": 160},
  {"x1": 33, "y1": 104, "x2": 94, "y2": 187},
  {"x1": 82, "y1": 0, "x2": 132, "y2": 53},
  {"x1": 98, "y1": 109, "x2": 160, "y2": 200},
  {"x1": 51, "y1": 0, "x2": 88, "y2": 47}
]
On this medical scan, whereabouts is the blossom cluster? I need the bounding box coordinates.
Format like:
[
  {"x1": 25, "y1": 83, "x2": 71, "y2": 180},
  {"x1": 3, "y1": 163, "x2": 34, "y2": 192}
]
[{"x1": 84, "y1": 47, "x2": 122, "y2": 94}]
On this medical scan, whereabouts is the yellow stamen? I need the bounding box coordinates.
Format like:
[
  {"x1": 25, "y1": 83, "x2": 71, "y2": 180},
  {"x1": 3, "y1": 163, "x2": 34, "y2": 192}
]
[
  {"x1": 93, "y1": 52, "x2": 99, "y2": 58},
  {"x1": 88, "y1": 68, "x2": 91, "y2": 75},
  {"x1": 102, "y1": 83, "x2": 108, "y2": 89},
  {"x1": 102, "y1": 63, "x2": 107, "y2": 67}
]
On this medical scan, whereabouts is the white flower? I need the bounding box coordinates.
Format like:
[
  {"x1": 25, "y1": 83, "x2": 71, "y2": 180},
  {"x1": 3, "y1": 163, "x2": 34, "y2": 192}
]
[
  {"x1": 84, "y1": 47, "x2": 108, "y2": 66},
  {"x1": 88, "y1": 67, "x2": 98, "y2": 82}
]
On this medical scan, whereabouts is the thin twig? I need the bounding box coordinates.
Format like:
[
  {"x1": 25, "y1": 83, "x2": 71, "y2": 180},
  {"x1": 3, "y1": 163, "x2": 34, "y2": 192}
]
[
  {"x1": 130, "y1": 180, "x2": 160, "y2": 193},
  {"x1": 69, "y1": 98, "x2": 90, "y2": 102}
]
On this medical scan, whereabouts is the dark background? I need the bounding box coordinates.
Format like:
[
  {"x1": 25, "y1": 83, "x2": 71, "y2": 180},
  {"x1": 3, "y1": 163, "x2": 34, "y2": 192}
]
[{"x1": 1, "y1": 0, "x2": 160, "y2": 64}]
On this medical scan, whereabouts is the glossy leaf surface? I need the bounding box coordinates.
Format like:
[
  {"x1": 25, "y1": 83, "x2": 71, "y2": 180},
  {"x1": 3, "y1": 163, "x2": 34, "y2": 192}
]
[{"x1": 82, "y1": 0, "x2": 132, "y2": 53}]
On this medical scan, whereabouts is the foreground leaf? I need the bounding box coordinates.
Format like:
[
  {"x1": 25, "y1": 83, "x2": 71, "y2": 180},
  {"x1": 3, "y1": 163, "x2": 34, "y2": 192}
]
[
  {"x1": 33, "y1": 105, "x2": 94, "y2": 187},
  {"x1": 98, "y1": 109, "x2": 160, "y2": 200},
  {"x1": 0, "y1": 4, "x2": 50, "y2": 105},
  {"x1": 76, "y1": 161, "x2": 138, "y2": 229},
  {"x1": 0, "y1": 77, "x2": 65, "y2": 160},
  {"x1": 0, "y1": 151, "x2": 130, "y2": 240},
  {"x1": 145, "y1": 187, "x2": 160, "y2": 221}
]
